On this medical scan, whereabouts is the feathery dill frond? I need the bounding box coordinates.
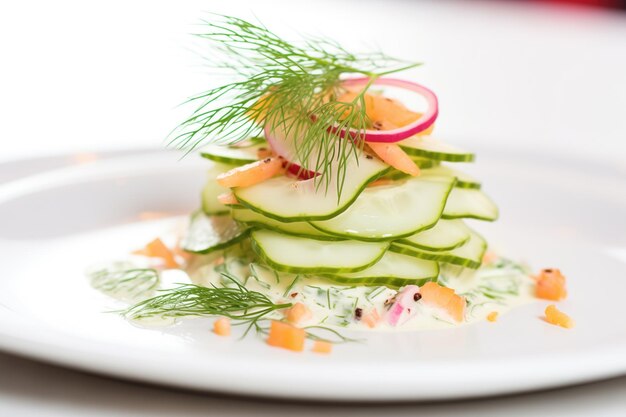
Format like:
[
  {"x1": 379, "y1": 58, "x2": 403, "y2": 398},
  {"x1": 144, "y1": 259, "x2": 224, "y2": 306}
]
[{"x1": 169, "y1": 15, "x2": 420, "y2": 196}]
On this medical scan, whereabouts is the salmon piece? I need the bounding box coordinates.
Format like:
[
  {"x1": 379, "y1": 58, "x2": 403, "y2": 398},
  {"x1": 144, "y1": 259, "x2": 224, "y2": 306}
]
[
  {"x1": 337, "y1": 90, "x2": 435, "y2": 135},
  {"x1": 284, "y1": 302, "x2": 312, "y2": 325},
  {"x1": 369, "y1": 95, "x2": 421, "y2": 127},
  {"x1": 420, "y1": 282, "x2": 466, "y2": 322},
  {"x1": 267, "y1": 320, "x2": 306, "y2": 352},
  {"x1": 311, "y1": 341, "x2": 333, "y2": 355},
  {"x1": 216, "y1": 157, "x2": 284, "y2": 188},
  {"x1": 367, "y1": 142, "x2": 420, "y2": 176},
  {"x1": 217, "y1": 192, "x2": 238, "y2": 205},
  {"x1": 535, "y1": 269, "x2": 567, "y2": 301},
  {"x1": 445, "y1": 294, "x2": 467, "y2": 322},
  {"x1": 545, "y1": 304, "x2": 574, "y2": 329},
  {"x1": 336, "y1": 90, "x2": 376, "y2": 120},
  {"x1": 213, "y1": 317, "x2": 231, "y2": 336}
]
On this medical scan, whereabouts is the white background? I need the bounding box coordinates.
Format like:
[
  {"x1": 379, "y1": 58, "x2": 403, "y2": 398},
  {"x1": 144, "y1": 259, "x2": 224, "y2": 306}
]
[
  {"x1": 1, "y1": 0, "x2": 626, "y2": 164},
  {"x1": 1, "y1": 0, "x2": 625, "y2": 415}
]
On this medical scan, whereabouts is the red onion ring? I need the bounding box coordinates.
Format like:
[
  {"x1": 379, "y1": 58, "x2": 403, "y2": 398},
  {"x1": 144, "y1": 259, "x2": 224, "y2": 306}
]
[
  {"x1": 264, "y1": 77, "x2": 437, "y2": 176},
  {"x1": 335, "y1": 77, "x2": 438, "y2": 143}
]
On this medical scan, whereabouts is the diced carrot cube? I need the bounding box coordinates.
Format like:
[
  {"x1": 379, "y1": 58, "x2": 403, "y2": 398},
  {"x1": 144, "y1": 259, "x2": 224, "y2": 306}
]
[
  {"x1": 311, "y1": 340, "x2": 333, "y2": 355},
  {"x1": 284, "y1": 302, "x2": 312, "y2": 325},
  {"x1": 213, "y1": 317, "x2": 231, "y2": 336},
  {"x1": 267, "y1": 320, "x2": 306, "y2": 352},
  {"x1": 486, "y1": 311, "x2": 499, "y2": 322},
  {"x1": 535, "y1": 269, "x2": 567, "y2": 301},
  {"x1": 544, "y1": 304, "x2": 574, "y2": 329},
  {"x1": 216, "y1": 157, "x2": 284, "y2": 188},
  {"x1": 132, "y1": 238, "x2": 178, "y2": 268}
]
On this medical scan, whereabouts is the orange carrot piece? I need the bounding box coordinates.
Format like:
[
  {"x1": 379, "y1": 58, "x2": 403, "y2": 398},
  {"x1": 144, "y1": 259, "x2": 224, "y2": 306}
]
[
  {"x1": 284, "y1": 302, "x2": 312, "y2": 325},
  {"x1": 213, "y1": 317, "x2": 231, "y2": 336},
  {"x1": 217, "y1": 192, "x2": 239, "y2": 205},
  {"x1": 216, "y1": 157, "x2": 284, "y2": 188},
  {"x1": 535, "y1": 269, "x2": 567, "y2": 301},
  {"x1": 267, "y1": 321, "x2": 306, "y2": 352},
  {"x1": 367, "y1": 142, "x2": 420, "y2": 176},
  {"x1": 361, "y1": 308, "x2": 381, "y2": 328},
  {"x1": 312, "y1": 340, "x2": 333, "y2": 355},
  {"x1": 545, "y1": 305, "x2": 574, "y2": 329},
  {"x1": 486, "y1": 311, "x2": 499, "y2": 322},
  {"x1": 132, "y1": 238, "x2": 178, "y2": 268},
  {"x1": 420, "y1": 282, "x2": 466, "y2": 322}
]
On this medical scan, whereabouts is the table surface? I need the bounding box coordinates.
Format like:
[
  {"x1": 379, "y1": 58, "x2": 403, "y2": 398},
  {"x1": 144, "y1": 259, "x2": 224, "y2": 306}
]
[
  {"x1": 1, "y1": 0, "x2": 625, "y2": 414},
  {"x1": 1, "y1": 350, "x2": 625, "y2": 416}
]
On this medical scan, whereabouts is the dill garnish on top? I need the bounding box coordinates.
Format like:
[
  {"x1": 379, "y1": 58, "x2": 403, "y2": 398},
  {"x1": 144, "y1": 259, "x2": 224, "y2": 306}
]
[{"x1": 169, "y1": 15, "x2": 420, "y2": 195}]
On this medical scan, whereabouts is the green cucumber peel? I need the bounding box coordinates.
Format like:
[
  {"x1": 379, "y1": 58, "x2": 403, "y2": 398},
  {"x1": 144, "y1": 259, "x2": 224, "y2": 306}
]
[
  {"x1": 250, "y1": 229, "x2": 389, "y2": 274},
  {"x1": 181, "y1": 211, "x2": 250, "y2": 254}
]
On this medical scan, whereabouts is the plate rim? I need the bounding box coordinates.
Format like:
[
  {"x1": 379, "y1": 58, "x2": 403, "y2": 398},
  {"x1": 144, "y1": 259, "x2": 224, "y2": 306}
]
[{"x1": 1, "y1": 148, "x2": 625, "y2": 402}]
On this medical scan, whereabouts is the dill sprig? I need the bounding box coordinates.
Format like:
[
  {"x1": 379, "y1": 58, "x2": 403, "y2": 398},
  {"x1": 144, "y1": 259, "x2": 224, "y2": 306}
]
[
  {"x1": 170, "y1": 15, "x2": 420, "y2": 196},
  {"x1": 122, "y1": 274, "x2": 357, "y2": 343},
  {"x1": 89, "y1": 264, "x2": 159, "y2": 302},
  {"x1": 122, "y1": 275, "x2": 291, "y2": 335}
]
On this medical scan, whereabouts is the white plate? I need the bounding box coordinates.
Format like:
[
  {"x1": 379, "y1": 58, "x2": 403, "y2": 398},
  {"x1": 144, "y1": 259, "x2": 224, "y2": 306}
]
[{"x1": 0, "y1": 149, "x2": 625, "y2": 402}]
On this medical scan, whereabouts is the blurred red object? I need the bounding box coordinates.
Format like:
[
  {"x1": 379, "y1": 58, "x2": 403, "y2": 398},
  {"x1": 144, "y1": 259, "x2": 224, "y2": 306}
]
[{"x1": 533, "y1": 0, "x2": 624, "y2": 9}]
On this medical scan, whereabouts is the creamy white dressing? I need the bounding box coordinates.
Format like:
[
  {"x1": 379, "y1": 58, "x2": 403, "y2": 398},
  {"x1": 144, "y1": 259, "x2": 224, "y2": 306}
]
[
  {"x1": 87, "y1": 222, "x2": 536, "y2": 332},
  {"x1": 184, "y1": 244, "x2": 537, "y2": 332}
]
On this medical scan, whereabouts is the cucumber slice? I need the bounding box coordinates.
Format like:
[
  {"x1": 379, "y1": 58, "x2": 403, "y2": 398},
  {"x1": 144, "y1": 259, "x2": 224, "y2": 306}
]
[
  {"x1": 390, "y1": 229, "x2": 487, "y2": 269},
  {"x1": 201, "y1": 162, "x2": 235, "y2": 215},
  {"x1": 234, "y1": 151, "x2": 390, "y2": 222},
  {"x1": 443, "y1": 187, "x2": 499, "y2": 221},
  {"x1": 250, "y1": 229, "x2": 389, "y2": 274},
  {"x1": 323, "y1": 251, "x2": 439, "y2": 288},
  {"x1": 397, "y1": 219, "x2": 471, "y2": 252},
  {"x1": 399, "y1": 136, "x2": 475, "y2": 162},
  {"x1": 410, "y1": 156, "x2": 440, "y2": 169},
  {"x1": 231, "y1": 208, "x2": 343, "y2": 241},
  {"x1": 199, "y1": 143, "x2": 267, "y2": 165},
  {"x1": 310, "y1": 176, "x2": 455, "y2": 241},
  {"x1": 181, "y1": 211, "x2": 249, "y2": 254},
  {"x1": 421, "y1": 166, "x2": 481, "y2": 190}
]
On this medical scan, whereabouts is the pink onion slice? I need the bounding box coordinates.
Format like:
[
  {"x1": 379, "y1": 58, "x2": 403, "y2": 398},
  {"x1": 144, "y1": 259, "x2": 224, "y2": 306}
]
[
  {"x1": 336, "y1": 77, "x2": 438, "y2": 143},
  {"x1": 386, "y1": 285, "x2": 421, "y2": 326},
  {"x1": 264, "y1": 125, "x2": 318, "y2": 180}
]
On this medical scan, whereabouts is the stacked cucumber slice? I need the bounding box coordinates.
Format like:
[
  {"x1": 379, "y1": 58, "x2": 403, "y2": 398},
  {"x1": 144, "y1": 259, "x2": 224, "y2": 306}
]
[{"x1": 186, "y1": 136, "x2": 498, "y2": 288}]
